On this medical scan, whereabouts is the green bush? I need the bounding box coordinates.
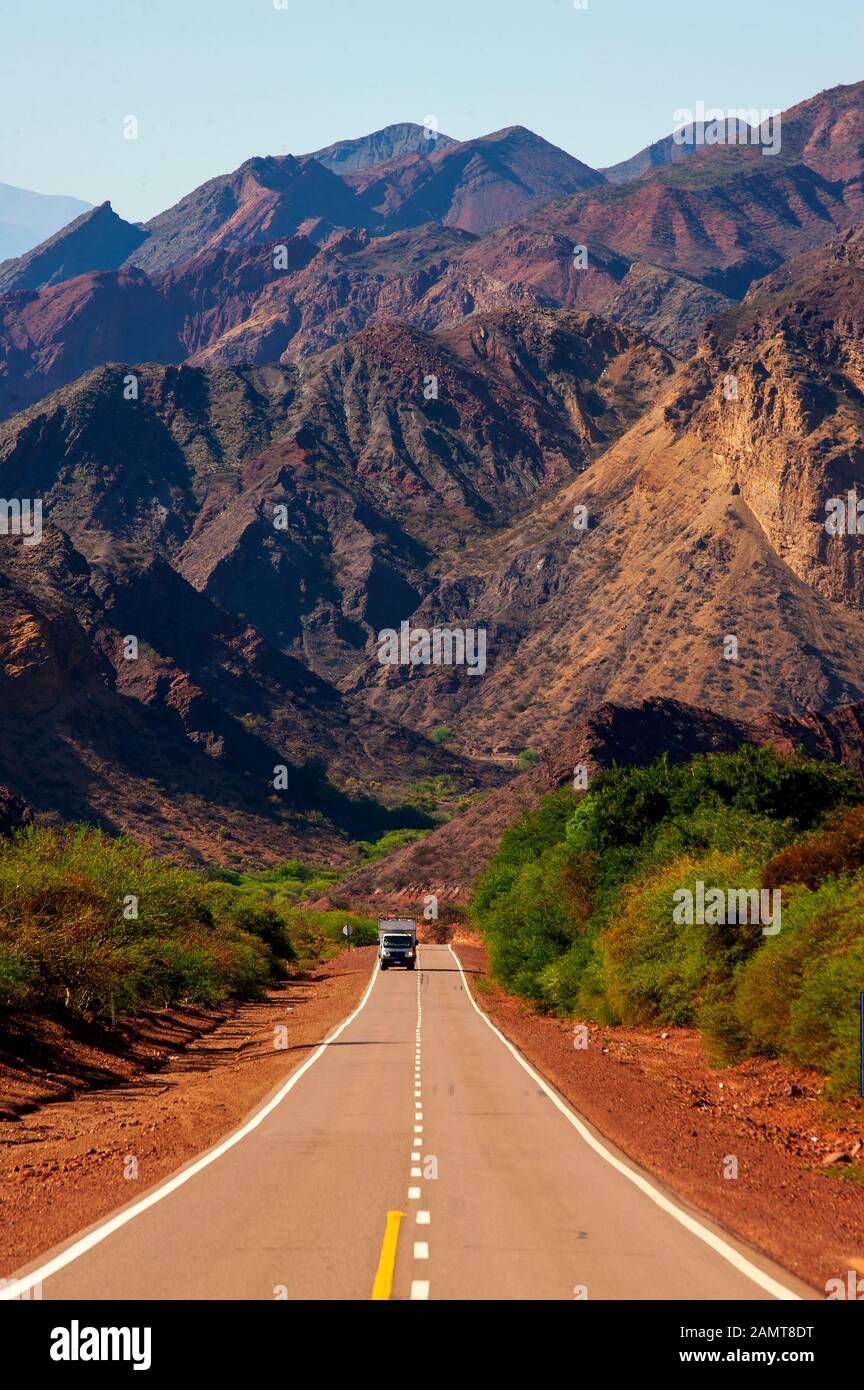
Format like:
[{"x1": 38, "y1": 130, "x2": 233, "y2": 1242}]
[
  {"x1": 730, "y1": 873, "x2": 864, "y2": 1093},
  {"x1": 0, "y1": 825, "x2": 363, "y2": 1023},
  {"x1": 565, "y1": 746, "x2": 860, "y2": 860},
  {"x1": 0, "y1": 946, "x2": 36, "y2": 1008},
  {"x1": 600, "y1": 851, "x2": 763, "y2": 1028},
  {"x1": 481, "y1": 844, "x2": 586, "y2": 1002},
  {"x1": 470, "y1": 745, "x2": 864, "y2": 1092},
  {"x1": 354, "y1": 829, "x2": 428, "y2": 862},
  {"x1": 228, "y1": 903, "x2": 296, "y2": 962},
  {"x1": 276, "y1": 909, "x2": 378, "y2": 964}
]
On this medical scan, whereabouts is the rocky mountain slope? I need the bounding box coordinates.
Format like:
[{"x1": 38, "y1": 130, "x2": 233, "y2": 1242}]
[
  {"x1": 601, "y1": 117, "x2": 755, "y2": 183},
  {"x1": 0, "y1": 518, "x2": 475, "y2": 864},
  {"x1": 340, "y1": 695, "x2": 864, "y2": 906},
  {"x1": 310, "y1": 122, "x2": 459, "y2": 174},
  {"x1": 0, "y1": 203, "x2": 147, "y2": 293},
  {"x1": 346, "y1": 224, "x2": 864, "y2": 748},
  {"x1": 0, "y1": 309, "x2": 673, "y2": 681},
  {"x1": 342, "y1": 126, "x2": 603, "y2": 236},
  {"x1": 128, "y1": 155, "x2": 368, "y2": 273},
  {"x1": 0, "y1": 362, "x2": 492, "y2": 861}
]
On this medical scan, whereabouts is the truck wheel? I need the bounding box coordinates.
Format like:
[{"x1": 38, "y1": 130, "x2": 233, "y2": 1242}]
[
  {"x1": 407, "y1": 961, "x2": 415, "y2": 970},
  {"x1": 380, "y1": 962, "x2": 388, "y2": 970}
]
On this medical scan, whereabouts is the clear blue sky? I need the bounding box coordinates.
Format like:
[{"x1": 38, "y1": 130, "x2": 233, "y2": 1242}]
[{"x1": 1, "y1": 0, "x2": 861, "y2": 223}]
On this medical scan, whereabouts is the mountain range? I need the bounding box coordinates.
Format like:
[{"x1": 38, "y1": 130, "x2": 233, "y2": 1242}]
[{"x1": 2, "y1": 81, "x2": 864, "y2": 873}]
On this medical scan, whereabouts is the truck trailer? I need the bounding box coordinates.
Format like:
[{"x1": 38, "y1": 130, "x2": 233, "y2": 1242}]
[{"x1": 377, "y1": 918, "x2": 417, "y2": 970}]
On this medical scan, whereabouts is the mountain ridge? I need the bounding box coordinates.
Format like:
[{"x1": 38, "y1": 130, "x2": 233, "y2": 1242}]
[{"x1": 3, "y1": 81, "x2": 864, "y2": 864}]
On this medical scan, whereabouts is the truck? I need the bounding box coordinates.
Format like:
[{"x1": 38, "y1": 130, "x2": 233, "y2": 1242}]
[{"x1": 377, "y1": 917, "x2": 417, "y2": 970}]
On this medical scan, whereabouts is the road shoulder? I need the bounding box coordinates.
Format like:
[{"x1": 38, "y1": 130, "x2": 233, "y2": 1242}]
[
  {"x1": 0, "y1": 948, "x2": 376, "y2": 1276},
  {"x1": 453, "y1": 939, "x2": 864, "y2": 1296}
]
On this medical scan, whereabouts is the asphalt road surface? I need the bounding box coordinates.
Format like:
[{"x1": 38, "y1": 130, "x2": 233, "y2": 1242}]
[{"x1": 2, "y1": 945, "x2": 814, "y2": 1301}]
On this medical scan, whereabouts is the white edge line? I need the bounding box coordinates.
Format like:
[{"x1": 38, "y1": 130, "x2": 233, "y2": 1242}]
[
  {"x1": 0, "y1": 960, "x2": 381, "y2": 1300},
  {"x1": 448, "y1": 943, "x2": 799, "y2": 1301}
]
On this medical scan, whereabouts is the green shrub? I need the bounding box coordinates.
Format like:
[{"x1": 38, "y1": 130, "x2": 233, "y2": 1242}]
[
  {"x1": 731, "y1": 873, "x2": 864, "y2": 1094},
  {"x1": 600, "y1": 852, "x2": 763, "y2": 1028},
  {"x1": 470, "y1": 745, "x2": 864, "y2": 1092},
  {"x1": 354, "y1": 829, "x2": 428, "y2": 862},
  {"x1": 0, "y1": 825, "x2": 327, "y2": 1022},
  {"x1": 228, "y1": 903, "x2": 296, "y2": 962},
  {"x1": 280, "y1": 909, "x2": 378, "y2": 963},
  {"x1": 0, "y1": 946, "x2": 36, "y2": 1008},
  {"x1": 479, "y1": 843, "x2": 583, "y2": 1002}
]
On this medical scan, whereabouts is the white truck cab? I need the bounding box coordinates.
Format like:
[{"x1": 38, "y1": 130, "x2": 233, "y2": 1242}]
[{"x1": 378, "y1": 918, "x2": 417, "y2": 970}]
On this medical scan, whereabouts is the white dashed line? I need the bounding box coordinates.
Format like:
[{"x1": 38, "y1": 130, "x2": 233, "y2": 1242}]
[{"x1": 410, "y1": 955, "x2": 430, "y2": 1298}]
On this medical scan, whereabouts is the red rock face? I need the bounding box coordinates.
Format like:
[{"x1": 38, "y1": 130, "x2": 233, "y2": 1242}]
[
  {"x1": 515, "y1": 155, "x2": 858, "y2": 298},
  {"x1": 0, "y1": 269, "x2": 183, "y2": 418},
  {"x1": 344, "y1": 126, "x2": 604, "y2": 235}
]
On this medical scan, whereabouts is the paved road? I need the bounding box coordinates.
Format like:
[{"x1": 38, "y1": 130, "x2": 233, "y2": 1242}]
[{"x1": 3, "y1": 945, "x2": 813, "y2": 1301}]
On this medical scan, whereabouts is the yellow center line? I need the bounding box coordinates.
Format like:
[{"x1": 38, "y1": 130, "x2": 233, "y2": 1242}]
[{"x1": 371, "y1": 1209, "x2": 405, "y2": 1300}]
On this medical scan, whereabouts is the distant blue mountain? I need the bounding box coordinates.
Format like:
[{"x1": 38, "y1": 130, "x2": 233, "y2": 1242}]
[{"x1": 0, "y1": 182, "x2": 92, "y2": 260}]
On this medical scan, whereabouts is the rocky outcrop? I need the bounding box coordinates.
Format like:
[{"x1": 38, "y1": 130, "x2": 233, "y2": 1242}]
[
  {"x1": 310, "y1": 122, "x2": 459, "y2": 174},
  {"x1": 0, "y1": 785, "x2": 33, "y2": 836},
  {"x1": 346, "y1": 222, "x2": 864, "y2": 748},
  {"x1": 603, "y1": 262, "x2": 734, "y2": 353},
  {"x1": 0, "y1": 514, "x2": 482, "y2": 864}
]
